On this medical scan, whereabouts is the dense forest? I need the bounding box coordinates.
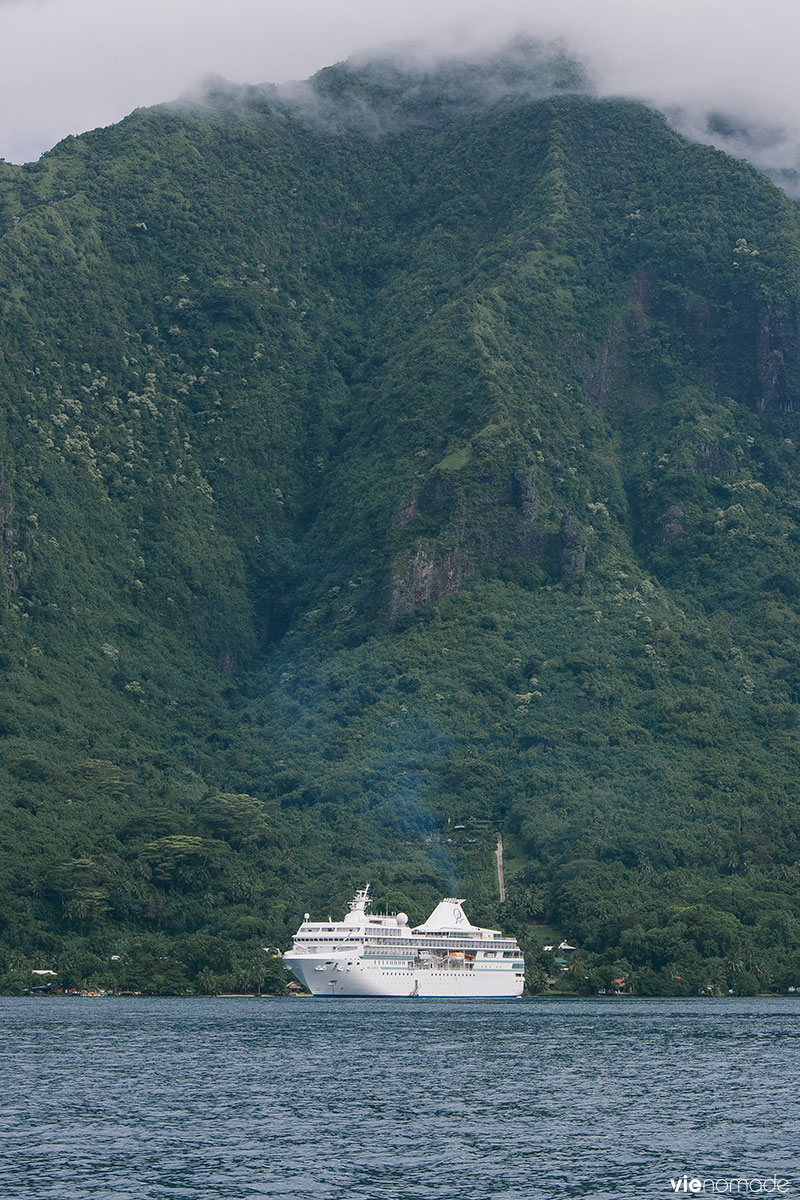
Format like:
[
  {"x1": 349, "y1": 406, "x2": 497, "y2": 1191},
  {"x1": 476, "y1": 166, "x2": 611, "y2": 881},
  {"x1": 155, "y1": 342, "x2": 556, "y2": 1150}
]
[{"x1": 1, "y1": 46, "x2": 800, "y2": 996}]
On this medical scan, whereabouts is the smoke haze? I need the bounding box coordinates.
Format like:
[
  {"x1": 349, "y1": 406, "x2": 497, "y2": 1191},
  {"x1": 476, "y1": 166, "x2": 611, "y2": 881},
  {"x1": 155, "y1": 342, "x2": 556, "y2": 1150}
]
[{"x1": 1, "y1": 0, "x2": 799, "y2": 190}]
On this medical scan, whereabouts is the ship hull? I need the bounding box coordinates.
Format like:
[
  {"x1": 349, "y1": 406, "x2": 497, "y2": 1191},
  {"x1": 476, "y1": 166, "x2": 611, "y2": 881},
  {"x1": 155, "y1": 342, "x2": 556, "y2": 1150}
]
[{"x1": 284, "y1": 953, "x2": 524, "y2": 997}]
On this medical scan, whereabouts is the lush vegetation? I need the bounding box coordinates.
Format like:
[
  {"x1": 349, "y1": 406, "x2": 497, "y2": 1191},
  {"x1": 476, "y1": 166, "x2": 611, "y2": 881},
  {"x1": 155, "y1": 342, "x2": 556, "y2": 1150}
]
[{"x1": 1, "y1": 50, "x2": 800, "y2": 995}]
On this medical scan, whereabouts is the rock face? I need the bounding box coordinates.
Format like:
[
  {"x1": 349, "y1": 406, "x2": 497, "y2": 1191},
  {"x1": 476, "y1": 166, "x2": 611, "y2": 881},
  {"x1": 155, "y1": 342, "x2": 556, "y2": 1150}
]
[
  {"x1": 389, "y1": 544, "x2": 474, "y2": 624},
  {"x1": 514, "y1": 454, "x2": 537, "y2": 522},
  {"x1": 559, "y1": 511, "x2": 586, "y2": 585},
  {"x1": 661, "y1": 504, "x2": 685, "y2": 543},
  {"x1": 0, "y1": 464, "x2": 15, "y2": 592},
  {"x1": 755, "y1": 301, "x2": 800, "y2": 415},
  {"x1": 387, "y1": 442, "x2": 552, "y2": 623}
]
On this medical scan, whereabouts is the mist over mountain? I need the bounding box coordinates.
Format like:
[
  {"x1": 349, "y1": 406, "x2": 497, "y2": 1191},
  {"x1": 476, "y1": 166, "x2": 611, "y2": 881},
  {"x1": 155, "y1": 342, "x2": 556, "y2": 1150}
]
[
  {"x1": 2, "y1": 48, "x2": 800, "y2": 996},
  {"x1": 4, "y1": 0, "x2": 800, "y2": 187},
  {"x1": 176, "y1": 37, "x2": 593, "y2": 133},
  {"x1": 5, "y1": 0, "x2": 800, "y2": 208},
  {"x1": 666, "y1": 107, "x2": 800, "y2": 200},
  {"x1": 181, "y1": 39, "x2": 800, "y2": 199}
]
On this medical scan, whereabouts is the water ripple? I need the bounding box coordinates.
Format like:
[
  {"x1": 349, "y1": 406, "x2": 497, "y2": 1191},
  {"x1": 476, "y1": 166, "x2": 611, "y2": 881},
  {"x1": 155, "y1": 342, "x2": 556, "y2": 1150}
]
[{"x1": 0, "y1": 996, "x2": 798, "y2": 1198}]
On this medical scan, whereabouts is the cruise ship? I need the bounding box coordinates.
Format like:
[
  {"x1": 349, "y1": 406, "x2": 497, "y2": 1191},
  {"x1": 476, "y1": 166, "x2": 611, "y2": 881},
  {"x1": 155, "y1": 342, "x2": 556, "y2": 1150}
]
[{"x1": 282, "y1": 885, "x2": 525, "y2": 997}]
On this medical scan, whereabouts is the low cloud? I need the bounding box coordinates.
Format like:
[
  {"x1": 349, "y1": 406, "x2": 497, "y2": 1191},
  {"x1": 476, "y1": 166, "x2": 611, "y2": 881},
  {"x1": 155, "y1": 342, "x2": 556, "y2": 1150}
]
[{"x1": 1, "y1": 0, "x2": 799, "y2": 192}]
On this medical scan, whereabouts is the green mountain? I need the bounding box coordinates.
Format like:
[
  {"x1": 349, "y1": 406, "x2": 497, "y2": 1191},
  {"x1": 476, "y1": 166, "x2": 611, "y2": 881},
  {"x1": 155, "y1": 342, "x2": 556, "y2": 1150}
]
[{"x1": 2, "y1": 47, "x2": 800, "y2": 996}]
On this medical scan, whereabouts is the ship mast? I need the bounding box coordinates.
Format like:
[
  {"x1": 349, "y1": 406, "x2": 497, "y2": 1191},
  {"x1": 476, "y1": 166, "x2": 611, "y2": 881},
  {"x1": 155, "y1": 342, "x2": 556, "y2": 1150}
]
[{"x1": 348, "y1": 883, "x2": 370, "y2": 915}]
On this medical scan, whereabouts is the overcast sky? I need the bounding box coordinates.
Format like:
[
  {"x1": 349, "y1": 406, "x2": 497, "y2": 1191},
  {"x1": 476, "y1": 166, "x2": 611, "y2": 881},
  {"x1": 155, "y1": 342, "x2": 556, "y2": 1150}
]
[{"x1": 1, "y1": 0, "x2": 799, "y2": 166}]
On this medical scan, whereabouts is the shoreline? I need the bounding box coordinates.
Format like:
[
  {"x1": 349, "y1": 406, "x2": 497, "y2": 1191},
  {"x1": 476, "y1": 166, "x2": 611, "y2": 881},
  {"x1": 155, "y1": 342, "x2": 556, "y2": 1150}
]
[{"x1": 5, "y1": 990, "x2": 798, "y2": 1001}]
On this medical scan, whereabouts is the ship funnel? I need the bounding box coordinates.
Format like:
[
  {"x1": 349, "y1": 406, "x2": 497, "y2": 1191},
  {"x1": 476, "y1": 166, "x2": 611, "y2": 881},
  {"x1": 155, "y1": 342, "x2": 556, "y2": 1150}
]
[{"x1": 414, "y1": 899, "x2": 481, "y2": 933}]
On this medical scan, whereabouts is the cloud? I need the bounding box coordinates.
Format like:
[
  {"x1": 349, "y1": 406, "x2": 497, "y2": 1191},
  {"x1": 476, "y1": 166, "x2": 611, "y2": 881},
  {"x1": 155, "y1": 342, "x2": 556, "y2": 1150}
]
[{"x1": 1, "y1": 0, "x2": 799, "y2": 185}]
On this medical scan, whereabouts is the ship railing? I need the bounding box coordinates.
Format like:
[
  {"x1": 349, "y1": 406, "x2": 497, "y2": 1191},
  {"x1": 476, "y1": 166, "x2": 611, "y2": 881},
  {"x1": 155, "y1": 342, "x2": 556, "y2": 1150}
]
[{"x1": 365, "y1": 937, "x2": 518, "y2": 952}]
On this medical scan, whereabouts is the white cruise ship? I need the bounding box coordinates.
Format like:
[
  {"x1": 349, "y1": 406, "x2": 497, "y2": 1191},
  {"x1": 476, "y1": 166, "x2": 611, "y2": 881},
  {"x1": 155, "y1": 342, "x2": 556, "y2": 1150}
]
[{"x1": 283, "y1": 885, "x2": 525, "y2": 997}]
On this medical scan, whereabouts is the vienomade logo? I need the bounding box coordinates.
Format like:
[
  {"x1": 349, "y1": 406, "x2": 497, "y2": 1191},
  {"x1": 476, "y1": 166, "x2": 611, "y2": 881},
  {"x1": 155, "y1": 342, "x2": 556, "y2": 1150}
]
[{"x1": 668, "y1": 1177, "x2": 790, "y2": 1194}]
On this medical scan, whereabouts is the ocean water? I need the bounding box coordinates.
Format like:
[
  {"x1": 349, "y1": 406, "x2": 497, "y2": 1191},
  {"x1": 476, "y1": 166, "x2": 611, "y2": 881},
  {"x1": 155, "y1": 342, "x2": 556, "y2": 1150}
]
[{"x1": 0, "y1": 995, "x2": 798, "y2": 1199}]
